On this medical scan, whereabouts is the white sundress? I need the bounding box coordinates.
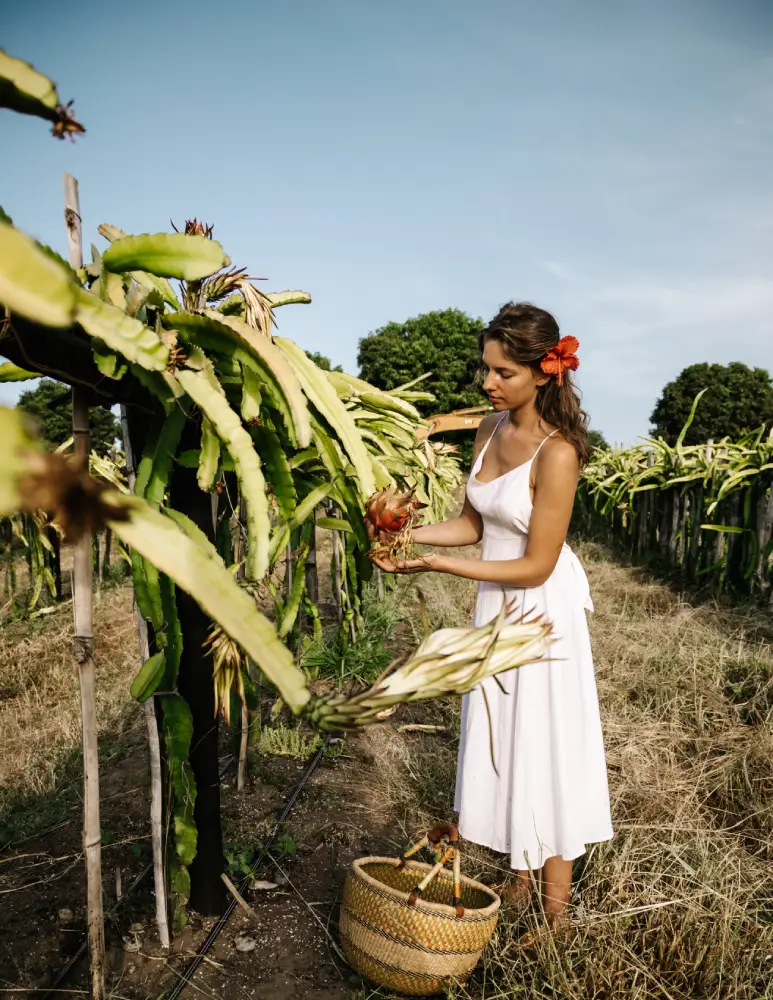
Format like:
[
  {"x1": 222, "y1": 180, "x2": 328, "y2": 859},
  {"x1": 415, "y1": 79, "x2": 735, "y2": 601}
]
[{"x1": 454, "y1": 414, "x2": 614, "y2": 869}]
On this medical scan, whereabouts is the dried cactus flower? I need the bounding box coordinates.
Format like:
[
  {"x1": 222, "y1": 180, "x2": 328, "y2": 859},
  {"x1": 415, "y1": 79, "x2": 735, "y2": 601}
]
[
  {"x1": 302, "y1": 604, "x2": 553, "y2": 731},
  {"x1": 365, "y1": 487, "x2": 426, "y2": 560},
  {"x1": 19, "y1": 451, "x2": 129, "y2": 542}
]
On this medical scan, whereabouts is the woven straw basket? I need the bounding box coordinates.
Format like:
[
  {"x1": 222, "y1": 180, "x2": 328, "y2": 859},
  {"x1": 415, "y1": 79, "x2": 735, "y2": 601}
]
[{"x1": 339, "y1": 825, "x2": 500, "y2": 996}]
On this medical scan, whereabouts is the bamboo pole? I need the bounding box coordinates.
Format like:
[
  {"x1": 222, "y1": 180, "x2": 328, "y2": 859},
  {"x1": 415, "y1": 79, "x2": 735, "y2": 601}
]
[
  {"x1": 637, "y1": 450, "x2": 653, "y2": 556},
  {"x1": 330, "y1": 508, "x2": 343, "y2": 623},
  {"x1": 689, "y1": 484, "x2": 703, "y2": 578},
  {"x1": 235, "y1": 494, "x2": 251, "y2": 788},
  {"x1": 102, "y1": 527, "x2": 112, "y2": 581},
  {"x1": 668, "y1": 491, "x2": 680, "y2": 568},
  {"x1": 65, "y1": 168, "x2": 105, "y2": 1000},
  {"x1": 120, "y1": 404, "x2": 171, "y2": 949},
  {"x1": 95, "y1": 533, "x2": 102, "y2": 590},
  {"x1": 137, "y1": 612, "x2": 171, "y2": 949},
  {"x1": 755, "y1": 478, "x2": 773, "y2": 589},
  {"x1": 285, "y1": 541, "x2": 293, "y2": 602},
  {"x1": 304, "y1": 510, "x2": 319, "y2": 607},
  {"x1": 237, "y1": 703, "x2": 249, "y2": 792}
]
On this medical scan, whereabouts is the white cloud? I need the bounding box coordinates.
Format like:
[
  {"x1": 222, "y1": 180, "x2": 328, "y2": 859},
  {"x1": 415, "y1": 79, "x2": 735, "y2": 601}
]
[{"x1": 557, "y1": 267, "x2": 773, "y2": 445}]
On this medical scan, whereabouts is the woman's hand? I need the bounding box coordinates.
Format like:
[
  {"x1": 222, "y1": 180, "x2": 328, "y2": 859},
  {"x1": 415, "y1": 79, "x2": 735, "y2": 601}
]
[{"x1": 370, "y1": 551, "x2": 446, "y2": 575}]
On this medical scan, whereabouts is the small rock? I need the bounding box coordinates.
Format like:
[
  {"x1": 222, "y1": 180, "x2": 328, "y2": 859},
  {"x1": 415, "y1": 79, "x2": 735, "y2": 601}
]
[
  {"x1": 234, "y1": 934, "x2": 257, "y2": 953},
  {"x1": 251, "y1": 880, "x2": 279, "y2": 891}
]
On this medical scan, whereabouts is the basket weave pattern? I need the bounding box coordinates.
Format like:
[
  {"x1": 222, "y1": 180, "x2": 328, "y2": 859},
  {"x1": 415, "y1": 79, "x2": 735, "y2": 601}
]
[{"x1": 340, "y1": 857, "x2": 500, "y2": 996}]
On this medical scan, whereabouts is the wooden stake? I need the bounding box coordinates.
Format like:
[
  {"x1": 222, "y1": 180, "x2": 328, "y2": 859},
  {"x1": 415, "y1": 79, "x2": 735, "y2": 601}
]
[
  {"x1": 331, "y1": 511, "x2": 343, "y2": 623},
  {"x1": 121, "y1": 404, "x2": 171, "y2": 949},
  {"x1": 285, "y1": 542, "x2": 293, "y2": 602},
  {"x1": 102, "y1": 527, "x2": 112, "y2": 581},
  {"x1": 304, "y1": 511, "x2": 318, "y2": 607},
  {"x1": 237, "y1": 702, "x2": 249, "y2": 792},
  {"x1": 236, "y1": 495, "x2": 251, "y2": 790},
  {"x1": 669, "y1": 491, "x2": 680, "y2": 568},
  {"x1": 65, "y1": 173, "x2": 106, "y2": 1000},
  {"x1": 755, "y1": 480, "x2": 773, "y2": 587},
  {"x1": 220, "y1": 872, "x2": 259, "y2": 923}
]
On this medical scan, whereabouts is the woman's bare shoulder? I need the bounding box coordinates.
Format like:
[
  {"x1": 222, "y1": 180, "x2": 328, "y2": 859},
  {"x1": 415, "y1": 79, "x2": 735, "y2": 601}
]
[
  {"x1": 476, "y1": 411, "x2": 501, "y2": 438},
  {"x1": 539, "y1": 433, "x2": 580, "y2": 474},
  {"x1": 471, "y1": 411, "x2": 500, "y2": 448}
]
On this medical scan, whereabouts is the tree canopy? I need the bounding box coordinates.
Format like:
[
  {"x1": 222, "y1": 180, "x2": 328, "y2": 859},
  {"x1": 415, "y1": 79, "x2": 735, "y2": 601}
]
[
  {"x1": 588, "y1": 428, "x2": 610, "y2": 451},
  {"x1": 650, "y1": 363, "x2": 773, "y2": 445},
  {"x1": 357, "y1": 309, "x2": 485, "y2": 417},
  {"x1": 306, "y1": 351, "x2": 342, "y2": 372},
  {"x1": 18, "y1": 379, "x2": 121, "y2": 455}
]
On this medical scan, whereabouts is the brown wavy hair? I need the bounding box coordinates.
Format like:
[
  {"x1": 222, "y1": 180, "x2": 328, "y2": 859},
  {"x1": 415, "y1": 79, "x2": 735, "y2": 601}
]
[{"x1": 480, "y1": 302, "x2": 590, "y2": 466}]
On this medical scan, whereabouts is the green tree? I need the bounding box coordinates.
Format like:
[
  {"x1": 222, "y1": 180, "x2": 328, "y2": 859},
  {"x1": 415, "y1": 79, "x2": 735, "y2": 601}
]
[
  {"x1": 588, "y1": 429, "x2": 609, "y2": 451},
  {"x1": 650, "y1": 363, "x2": 773, "y2": 445},
  {"x1": 18, "y1": 379, "x2": 121, "y2": 454},
  {"x1": 357, "y1": 309, "x2": 485, "y2": 417},
  {"x1": 306, "y1": 351, "x2": 342, "y2": 372}
]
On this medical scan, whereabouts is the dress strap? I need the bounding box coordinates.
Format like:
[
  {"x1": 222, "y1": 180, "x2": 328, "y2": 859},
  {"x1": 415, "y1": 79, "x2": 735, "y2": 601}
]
[
  {"x1": 532, "y1": 429, "x2": 559, "y2": 460},
  {"x1": 477, "y1": 412, "x2": 508, "y2": 464}
]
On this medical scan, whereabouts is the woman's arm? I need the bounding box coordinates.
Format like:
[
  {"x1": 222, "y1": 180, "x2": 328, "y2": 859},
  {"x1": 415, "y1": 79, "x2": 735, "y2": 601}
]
[
  {"x1": 408, "y1": 416, "x2": 498, "y2": 547},
  {"x1": 374, "y1": 437, "x2": 579, "y2": 586},
  {"x1": 411, "y1": 494, "x2": 482, "y2": 547}
]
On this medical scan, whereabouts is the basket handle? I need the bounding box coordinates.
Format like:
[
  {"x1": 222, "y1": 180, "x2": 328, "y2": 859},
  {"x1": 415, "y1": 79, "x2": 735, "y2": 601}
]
[{"x1": 396, "y1": 825, "x2": 464, "y2": 918}]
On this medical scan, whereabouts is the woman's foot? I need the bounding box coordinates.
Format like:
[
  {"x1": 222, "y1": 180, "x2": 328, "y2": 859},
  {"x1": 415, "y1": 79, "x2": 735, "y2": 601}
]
[
  {"x1": 498, "y1": 880, "x2": 532, "y2": 911},
  {"x1": 517, "y1": 910, "x2": 570, "y2": 948}
]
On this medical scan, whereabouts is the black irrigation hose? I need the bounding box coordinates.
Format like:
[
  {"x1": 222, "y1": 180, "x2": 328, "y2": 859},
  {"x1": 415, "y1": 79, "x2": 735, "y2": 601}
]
[
  {"x1": 165, "y1": 735, "x2": 332, "y2": 1000},
  {"x1": 39, "y1": 754, "x2": 236, "y2": 1000}
]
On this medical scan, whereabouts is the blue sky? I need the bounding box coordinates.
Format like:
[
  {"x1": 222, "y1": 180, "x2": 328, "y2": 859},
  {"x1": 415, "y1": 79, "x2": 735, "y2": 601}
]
[{"x1": 2, "y1": 0, "x2": 772, "y2": 445}]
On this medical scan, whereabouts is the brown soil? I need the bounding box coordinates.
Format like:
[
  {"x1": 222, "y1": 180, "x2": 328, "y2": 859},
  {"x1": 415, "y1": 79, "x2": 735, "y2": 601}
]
[
  {"x1": 0, "y1": 703, "x2": 440, "y2": 999},
  {"x1": 3, "y1": 542, "x2": 773, "y2": 999}
]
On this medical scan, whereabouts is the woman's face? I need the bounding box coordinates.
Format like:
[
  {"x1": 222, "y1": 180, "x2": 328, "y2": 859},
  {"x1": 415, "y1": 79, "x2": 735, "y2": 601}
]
[{"x1": 481, "y1": 338, "x2": 546, "y2": 411}]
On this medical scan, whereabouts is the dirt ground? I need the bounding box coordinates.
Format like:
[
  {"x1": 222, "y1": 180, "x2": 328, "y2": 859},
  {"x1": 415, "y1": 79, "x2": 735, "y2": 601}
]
[
  {"x1": 2, "y1": 540, "x2": 773, "y2": 1000},
  {"x1": 0, "y1": 696, "x2": 454, "y2": 999}
]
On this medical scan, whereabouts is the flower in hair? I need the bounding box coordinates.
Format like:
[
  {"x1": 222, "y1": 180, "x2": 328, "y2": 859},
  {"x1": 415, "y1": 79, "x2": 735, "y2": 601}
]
[{"x1": 540, "y1": 336, "x2": 579, "y2": 386}]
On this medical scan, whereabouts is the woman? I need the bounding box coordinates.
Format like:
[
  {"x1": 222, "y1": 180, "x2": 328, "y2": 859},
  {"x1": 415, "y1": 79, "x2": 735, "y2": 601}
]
[{"x1": 371, "y1": 302, "x2": 613, "y2": 933}]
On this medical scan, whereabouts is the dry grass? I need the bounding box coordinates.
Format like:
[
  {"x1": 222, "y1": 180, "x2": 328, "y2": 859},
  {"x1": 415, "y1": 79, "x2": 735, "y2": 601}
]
[
  {"x1": 0, "y1": 585, "x2": 140, "y2": 828},
  {"x1": 2, "y1": 535, "x2": 772, "y2": 996},
  {"x1": 361, "y1": 540, "x2": 773, "y2": 1000}
]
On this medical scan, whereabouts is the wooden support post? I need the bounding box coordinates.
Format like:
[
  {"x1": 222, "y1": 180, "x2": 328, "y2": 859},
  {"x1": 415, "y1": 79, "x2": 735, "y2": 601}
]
[
  {"x1": 72, "y1": 387, "x2": 106, "y2": 999},
  {"x1": 680, "y1": 492, "x2": 689, "y2": 571},
  {"x1": 94, "y1": 533, "x2": 102, "y2": 590},
  {"x1": 330, "y1": 508, "x2": 343, "y2": 623},
  {"x1": 637, "y1": 450, "x2": 654, "y2": 557},
  {"x1": 708, "y1": 443, "x2": 726, "y2": 569},
  {"x1": 726, "y1": 492, "x2": 742, "y2": 588},
  {"x1": 121, "y1": 405, "x2": 171, "y2": 949},
  {"x1": 47, "y1": 524, "x2": 63, "y2": 601},
  {"x1": 756, "y1": 479, "x2": 773, "y2": 589},
  {"x1": 668, "y1": 491, "x2": 680, "y2": 568},
  {"x1": 237, "y1": 703, "x2": 249, "y2": 792},
  {"x1": 65, "y1": 173, "x2": 106, "y2": 1000},
  {"x1": 689, "y1": 485, "x2": 703, "y2": 578},
  {"x1": 102, "y1": 527, "x2": 112, "y2": 581},
  {"x1": 285, "y1": 542, "x2": 293, "y2": 602},
  {"x1": 304, "y1": 511, "x2": 319, "y2": 608}
]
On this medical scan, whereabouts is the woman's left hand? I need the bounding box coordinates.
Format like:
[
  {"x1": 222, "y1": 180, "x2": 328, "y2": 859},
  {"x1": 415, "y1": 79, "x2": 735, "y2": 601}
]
[{"x1": 370, "y1": 551, "x2": 445, "y2": 575}]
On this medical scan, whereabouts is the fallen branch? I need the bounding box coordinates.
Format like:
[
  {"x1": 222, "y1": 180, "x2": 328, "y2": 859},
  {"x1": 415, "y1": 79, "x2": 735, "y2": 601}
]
[{"x1": 220, "y1": 873, "x2": 259, "y2": 923}]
